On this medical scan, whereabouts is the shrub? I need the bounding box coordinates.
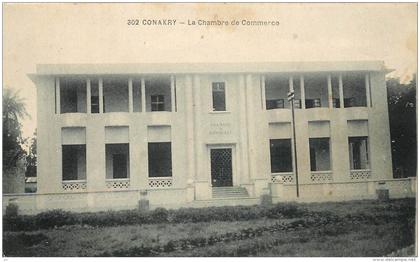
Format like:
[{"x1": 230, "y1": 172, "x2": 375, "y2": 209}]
[
  {"x1": 5, "y1": 203, "x2": 19, "y2": 217},
  {"x1": 34, "y1": 209, "x2": 77, "y2": 229},
  {"x1": 266, "y1": 203, "x2": 307, "y2": 219}
]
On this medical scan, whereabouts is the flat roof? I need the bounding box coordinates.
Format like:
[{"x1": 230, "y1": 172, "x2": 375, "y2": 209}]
[{"x1": 33, "y1": 61, "x2": 388, "y2": 76}]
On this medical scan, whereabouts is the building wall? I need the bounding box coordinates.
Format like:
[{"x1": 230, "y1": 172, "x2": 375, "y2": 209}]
[{"x1": 34, "y1": 68, "x2": 393, "y2": 204}]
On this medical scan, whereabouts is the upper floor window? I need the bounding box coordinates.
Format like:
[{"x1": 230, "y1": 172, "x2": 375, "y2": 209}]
[
  {"x1": 59, "y1": 78, "x2": 87, "y2": 114},
  {"x1": 90, "y1": 79, "x2": 99, "y2": 113},
  {"x1": 212, "y1": 82, "x2": 226, "y2": 111},
  {"x1": 343, "y1": 73, "x2": 368, "y2": 107},
  {"x1": 146, "y1": 77, "x2": 172, "y2": 112},
  {"x1": 151, "y1": 95, "x2": 165, "y2": 111},
  {"x1": 304, "y1": 75, "x2": 329, "y2": 109},
  {"x1": 103, "y1": 78, "x2": 129, "y2": 113}
]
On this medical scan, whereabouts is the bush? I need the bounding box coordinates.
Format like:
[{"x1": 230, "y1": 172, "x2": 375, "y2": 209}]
[
  {"x1": 2, "y1": 202, "x2": 310, "y2": 231},
  {"x1": 34, "y1": 209, "x2": 77, "y2": 229},
  {"x1": 5, "y1": 203, "x2": 19, "y2": 217},
  {"x1": 266, "y1": 203, "x2": 307, "y2": 219}
]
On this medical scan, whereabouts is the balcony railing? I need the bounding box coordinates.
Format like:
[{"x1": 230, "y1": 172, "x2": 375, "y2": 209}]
[
  {"x1": 106, "y1": 178, "x2": 130, "y2": 190},
  {"x1": 148, "y1": 177, "x2": 173, "y2": 188},
  {"x1": 310, "y1": 171, "x2": 333, "y2": 183},
  {"x1": 271, "y1": 172, "x2": 294, "y2": 184},
  {"x1": 62, "y1": 180, "x2": 87, "y2": 192},
  {"x1": 350, "y1": 169, "x2": 371, "y2": 180}
]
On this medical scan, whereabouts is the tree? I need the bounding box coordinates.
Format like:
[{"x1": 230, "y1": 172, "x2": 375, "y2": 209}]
[
  {"x1": 387, "y1": 75, "x2": 417, "y2": 178},
  {"x1": 25, "y1": 130, "x2": 37, "y2": 177},
  {"x1": 3, "y1": 88, "x2": 29, "y2": 170}
]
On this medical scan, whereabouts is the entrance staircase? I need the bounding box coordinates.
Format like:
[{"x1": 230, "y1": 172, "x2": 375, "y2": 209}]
[{"x1": 212, "y1": 186, "x2": 249, "y2": 199}]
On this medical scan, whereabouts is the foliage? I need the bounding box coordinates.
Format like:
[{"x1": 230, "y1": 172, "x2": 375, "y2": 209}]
[
  {"x1": 3, "y1": 203, "x2": 310, "y2": 231},
  {"x1": 387, "y1": 75, "x2": 417, "y2": 177},
  {"x1": 3, "y1": 88, "x2": 29, "y2": 170},
  {"x1": 25, "y1": 130, "x2": 37, "y2": 177},
  {"x1": 3, "y1": 198, "x2": 416, "y2": 257}
]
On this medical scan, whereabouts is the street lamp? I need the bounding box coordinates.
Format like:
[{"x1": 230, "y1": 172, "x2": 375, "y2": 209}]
[{"x1": 288, "y1": 89, "x2": 300, "y2": 198}]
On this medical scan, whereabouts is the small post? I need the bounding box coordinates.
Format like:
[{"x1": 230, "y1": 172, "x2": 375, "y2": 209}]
[{"x1": 288, "y1": 85, "x2": 300, "y2": 198}]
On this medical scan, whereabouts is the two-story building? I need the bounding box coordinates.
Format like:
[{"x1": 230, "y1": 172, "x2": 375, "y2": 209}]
[{"x1": 3, "y1": 61, "x2": 416, "y2": 214}]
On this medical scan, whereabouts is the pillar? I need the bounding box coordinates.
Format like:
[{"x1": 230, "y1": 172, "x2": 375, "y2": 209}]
[
  {"x1": 327, "y1": 75, "x2": 333, "y2": 108},
  {"x1": 339, "y1": 74, "x2": 344, "y2": 109},
  {"x1": 99, "y1": 78, "x2": 104, "y2": 113},
  {"x1": 55, "y1": 77, "x2": 60, "y2": 114},
  {"x1": 141, "y1": 78, "x2": 146, "y2": 112},
  {"x1": 365, "y1": 73, "x2": 371, "y2": 107},
  {"x1": 300, "y1": 76, "x2": 305, "y2": 109},
  {"x1": 171, "y1": 75, "x2": 176, "y2": 112},
  {"x1": 87, "y1": 79, "x2": 91, "y2": 114},
  {"x1": 128, "y1": 78, "x2": 133, "y2": 113}
]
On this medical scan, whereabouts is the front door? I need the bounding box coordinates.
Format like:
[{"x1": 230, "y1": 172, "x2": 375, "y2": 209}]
[{"x1": 211, "y1": 148, "x2": 233, "y2": 187}]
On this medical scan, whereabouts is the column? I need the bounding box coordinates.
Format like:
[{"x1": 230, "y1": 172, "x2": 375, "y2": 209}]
[
  {"x1": 365, "y1": 73, "x2": 371, "y2": 107},
  {"x1": 141, "y1": 78, "x2": 146, "y2": 113},
  {"x1": 193, "y1": 75, "x2": 202, "y2": 180},
  {"x1": 99, "y1": 78, "x2": 104, "y2": 113},
  {"x1": 300, "y1": 75, "x2": 305, "y2": 109},
  {"x1": 245, "y1": 74, "x2": 256, "y2": 178},
  {"x1": 238, "y1": 75, "x2": 250, "y2": 184},
  {"x1": 55, "y1": 77, "x2": 60, "y2": 114},
  {"x1": 327, "y1": 75, "x2": 333, "y2": 108},
  {"x1": 87, "y1": 79, "x2": 91, "y2": 114},
  {"x1": 171, "y1": 75, "x2": 176, "y2": 112},
  {"x1": 185, "y1": 75, "x2": 195, "y2": 182},
  {"x1": 261, "y1": 75, "x2": 266, "y2": 110},
  {"x1": 339, "y1": 74, "x2": 344, "y2": 108},
  {"x1": 128, "y1": 78, "x2": 133, "y2": 113}
]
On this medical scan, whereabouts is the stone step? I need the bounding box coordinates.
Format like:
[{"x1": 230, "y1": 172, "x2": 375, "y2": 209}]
[{"x1": 212, "y1": 187, "x2": 249, "y2": 198}]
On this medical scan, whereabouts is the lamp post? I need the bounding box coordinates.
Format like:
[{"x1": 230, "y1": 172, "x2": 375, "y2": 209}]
[{"x1": 288, "y1": 90, "x2": 300, "y2": 198}]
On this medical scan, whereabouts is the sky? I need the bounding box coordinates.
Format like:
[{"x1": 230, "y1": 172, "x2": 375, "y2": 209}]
[{"x1": 3, "y1": 3, "x2": 417, "y2": 140}]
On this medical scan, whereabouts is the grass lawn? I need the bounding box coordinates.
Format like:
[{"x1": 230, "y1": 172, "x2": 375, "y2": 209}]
[{"x1": 3, "y1": 198, "x2": 416, "y2": 257}]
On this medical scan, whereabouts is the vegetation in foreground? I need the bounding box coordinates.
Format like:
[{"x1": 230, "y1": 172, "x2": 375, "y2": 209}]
[{"x1": 3, "y1": 198, "x2": 416, "y2": 257}]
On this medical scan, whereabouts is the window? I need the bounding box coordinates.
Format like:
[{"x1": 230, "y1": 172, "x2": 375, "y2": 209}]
[
  {"x1": 304, "y1": 75, "x2": 328, "y2": 108},
  {"x1": 348, "y1": 137, "x2": 369, "y2": 170},
  {"x1": 145, "y1": 77, "x2": 172, "y2": 112},
  {"x1": 60, "y1": 78, "x2": 87, "y2": 113},
  {"x1": 106, "y1": 144, "x2": 130, "y2": 179},
  {"x1": 269, "y1": 139, "x2": 293, "y2": 173},
  {"x1": 151, "y1": 95, "x2": 165, "y2": 111},
  {"x1": 62, "y1": 145, "x2": 86, "y2": 181},
  {"x1": 133, "y1": 80, "x2": 142, "y2": 112},
  {"x1": 266, "y1": 99, "x2": 285, "y2": 109},
  {"x1": 103, "y1": 78, "x2": 129, "y2": 113},
  {"x1": 305, "y1": 98, "x2": 321, "y2": 108},
  {"x1": 331, "y1": 76, "x2": 340, "y2": 108},
  {"x1": 265, "y1": 76, "x2": 290, "y2": 109},
  {"x1": 342, "y1": 73, "x2": 367, "y2": 107},
  {"x1": 91, "y1": 80, "x2": 99, "y2": 113},
  {"x1": 309, "y1": 138, "x2": 331, "y2": 171},
  {"x1": 212, "y1": 82, "x2": 226, "y2": 111},
  {"x1": 148, "y1": 142, "x2": 172, "y2": 177}
]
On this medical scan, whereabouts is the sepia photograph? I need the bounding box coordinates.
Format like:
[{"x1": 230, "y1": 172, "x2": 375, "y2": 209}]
[{"x1": 2, "y1": 2, "x2": 417, "y2": 257}]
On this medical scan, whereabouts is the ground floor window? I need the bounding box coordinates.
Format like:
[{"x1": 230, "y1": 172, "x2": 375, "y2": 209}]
[
  {"x1": 62, "y1": 145, "x2": 86, "y2": 181},
  {"x1": 148, "y1": 142, "x2": 172, "y2": 177},
  {"x1": 269, "y1": 139, "x2": 293, "y2": 173},
  {"x1": 348, "y1": 136, "x2": 369, "y2": 169},
  {"x1": 105, "y1": 143, "x2": 130, "y2": 179},
  {"x1": 309, "y1": 138, "x2": 331, "y2": 171}
]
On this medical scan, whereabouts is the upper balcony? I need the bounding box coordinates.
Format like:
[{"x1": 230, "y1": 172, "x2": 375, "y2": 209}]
[
  {"x1": 55, "y1": 75, "x2": 176, "y2": 127},
  {"x1": 263, "y1": 72, "x2": 371, "y2": 122}
]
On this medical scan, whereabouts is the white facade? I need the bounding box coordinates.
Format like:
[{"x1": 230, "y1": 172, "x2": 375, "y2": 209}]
[{"x1": 3, "y1": 61, "x2": 416, "y2": 214}]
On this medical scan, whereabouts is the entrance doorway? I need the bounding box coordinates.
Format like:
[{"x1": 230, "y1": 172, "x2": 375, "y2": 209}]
[{"x1": 210, "y1": 148, "x2": 233, "y2": 187}]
